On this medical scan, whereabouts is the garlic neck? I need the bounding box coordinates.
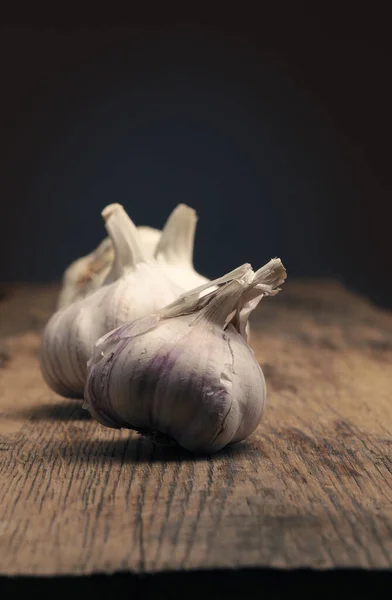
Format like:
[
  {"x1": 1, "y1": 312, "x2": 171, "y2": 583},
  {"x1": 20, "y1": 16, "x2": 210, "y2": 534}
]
[
  {"x1": 154, "y1": 204, "x2": 197, "y2": 267},
  {"x1": 230, "y1": 258, "x2": 287, "y2": 337},
  {"x1": 102, "y1": 203, "x2": 147, "y2": 282},
  {"x1": 160, "y1": 263, "x2": 253, "y2": 319},
  {"x1": 160, "y1": 258, "x2": 286, "y2": 334},
  {"x1": 195, "y1": 278, "x2": 252, "y2": 328}
]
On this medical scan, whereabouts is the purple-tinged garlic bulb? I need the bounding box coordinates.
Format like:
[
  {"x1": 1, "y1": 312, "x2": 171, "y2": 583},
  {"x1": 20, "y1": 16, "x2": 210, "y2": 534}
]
[{"x1": 84, "y1": 259, "x2": 287, "y2": 454}]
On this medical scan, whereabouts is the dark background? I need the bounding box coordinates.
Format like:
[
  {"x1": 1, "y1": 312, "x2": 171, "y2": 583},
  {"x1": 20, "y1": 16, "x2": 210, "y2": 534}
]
[
  {"x1": 0, "y1": 7, "x2": 391, "y2": 595},
  {"x1": 0, "y1": 6, "x2": 391, "y2": 307}
]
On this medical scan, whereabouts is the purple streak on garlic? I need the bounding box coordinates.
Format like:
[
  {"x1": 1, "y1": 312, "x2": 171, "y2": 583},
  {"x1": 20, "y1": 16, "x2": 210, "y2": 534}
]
[
  {"x1": 40, "y1": 204, "x2": 205, "y2": 399},
  {"x1": 84, "y1": 259, "x2": 287, "y2": 454}
]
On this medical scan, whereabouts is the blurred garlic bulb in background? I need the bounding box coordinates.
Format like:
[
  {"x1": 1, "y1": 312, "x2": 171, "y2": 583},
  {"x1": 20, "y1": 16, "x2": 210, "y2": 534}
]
[
  {"x1": 84, "y1": 259, "x2": 287, "y2": 454},
  {"x1": 57, "y1": 226, "x2": 161, "y2": 309},
  {"x1": 41, "y1": 203, "x2": 208, "y2": 398}
]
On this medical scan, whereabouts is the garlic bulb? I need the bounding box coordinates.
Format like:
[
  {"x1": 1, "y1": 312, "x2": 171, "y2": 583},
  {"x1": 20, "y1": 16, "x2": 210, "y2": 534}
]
[
  {"x1": 57, "y1": 203, "x2": 208, "y2": 309},
  {"x1": 41, "y1": 203, "x2": 207, "y2": 398},
  {"x1": 84, "y1": 259, "x2": 287, "y2": 454},
  {"x1": 57, "y1": 226, "x2": 161, "y2": 309}
]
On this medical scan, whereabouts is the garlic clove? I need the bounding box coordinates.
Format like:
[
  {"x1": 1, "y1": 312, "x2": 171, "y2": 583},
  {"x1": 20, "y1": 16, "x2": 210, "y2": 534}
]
[{"x1": 84, "y1": 259, "x2": 286, "y2": 453}]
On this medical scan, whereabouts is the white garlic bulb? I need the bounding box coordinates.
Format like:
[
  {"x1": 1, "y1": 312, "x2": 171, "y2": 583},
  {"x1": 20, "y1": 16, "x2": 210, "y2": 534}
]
[
  {"x1": 84, "y1": 259, "x2": 287, "y2": 454},
  {"x1": 41, "y1": 203, "x2": 207, "y2": 399},
  {"x1": 57, "y1": 203, "x2": 208, "y2": 309}
]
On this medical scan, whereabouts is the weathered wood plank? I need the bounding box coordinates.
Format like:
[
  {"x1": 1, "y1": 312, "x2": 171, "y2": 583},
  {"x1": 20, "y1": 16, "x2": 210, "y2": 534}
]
[{"x1": 0, "y1": 281, "x2": 391, "y2": 575}]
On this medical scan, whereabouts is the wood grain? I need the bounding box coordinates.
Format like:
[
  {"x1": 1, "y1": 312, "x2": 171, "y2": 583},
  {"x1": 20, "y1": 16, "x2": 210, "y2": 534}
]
[{"x1": 0, "y1": 280, "x2": 391, "y2": 575}]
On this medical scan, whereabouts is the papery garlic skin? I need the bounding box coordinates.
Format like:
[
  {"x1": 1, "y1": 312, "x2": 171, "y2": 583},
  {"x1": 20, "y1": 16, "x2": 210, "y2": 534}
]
[
  {"x1": 41, "y1": 203, "x2": 202, "y2": 399},
  {"x1": 85, "y1": 260, "x2": 286, "y2": 454},
  {"x1": 57, "y1": 227, "x2": 161, "y2": 309}
]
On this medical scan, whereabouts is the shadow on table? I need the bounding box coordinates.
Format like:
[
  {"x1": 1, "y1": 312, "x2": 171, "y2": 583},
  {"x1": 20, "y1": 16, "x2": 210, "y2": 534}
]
[
  {"x1": 65, "y1": 436, "x2": 257, "y2": 464},
  {"x1": 14, "y1": 399, "x2": 269, "y2": 464},
  {"x1": 17, "y1": 400, "x2": 91, "y2": 421}
]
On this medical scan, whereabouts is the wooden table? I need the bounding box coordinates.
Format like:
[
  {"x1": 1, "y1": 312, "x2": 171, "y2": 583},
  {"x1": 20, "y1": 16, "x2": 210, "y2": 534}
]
[{"x1": 0, "y1": 281, "x2": 391, "y2": 589}]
